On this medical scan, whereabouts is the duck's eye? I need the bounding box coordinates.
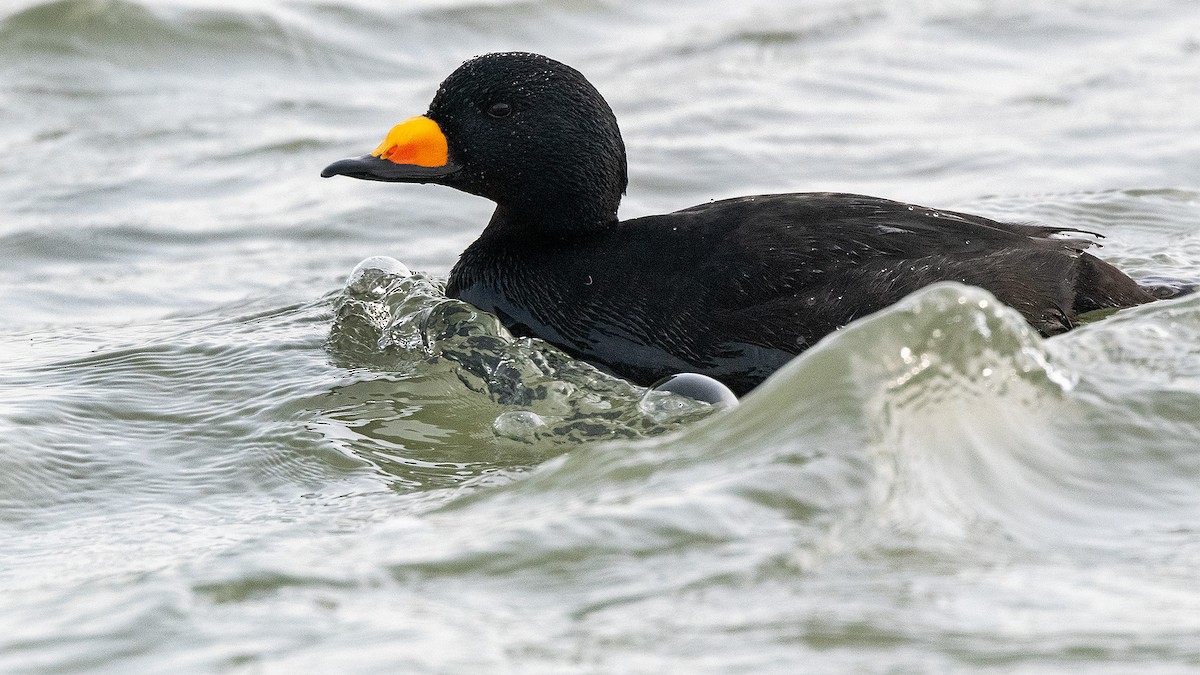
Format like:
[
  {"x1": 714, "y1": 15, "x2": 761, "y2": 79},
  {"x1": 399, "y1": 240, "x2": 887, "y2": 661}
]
[{"x1": 487, "y1": 102, "x2": 512, "y2": 118}]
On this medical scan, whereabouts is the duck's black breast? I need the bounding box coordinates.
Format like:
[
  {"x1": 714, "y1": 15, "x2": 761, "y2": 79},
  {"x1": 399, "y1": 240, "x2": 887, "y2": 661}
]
[{"x1": 447, "y1": 192, "x2": 1153, "y2": 395}]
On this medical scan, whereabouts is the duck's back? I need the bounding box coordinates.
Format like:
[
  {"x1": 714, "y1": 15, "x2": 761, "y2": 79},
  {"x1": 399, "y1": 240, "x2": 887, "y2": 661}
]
[{"x1": 449, "y1": 193, "x2": 1154, "y2": 394}]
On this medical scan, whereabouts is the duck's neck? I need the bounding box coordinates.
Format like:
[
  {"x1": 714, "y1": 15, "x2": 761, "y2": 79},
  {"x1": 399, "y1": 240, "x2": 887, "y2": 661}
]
[
  {"x1": 446, "y1": 203, "x2": 618, "y2": 299},
  {"x1": 478, "y1": 201, "x2": 619, "y2": 247}
]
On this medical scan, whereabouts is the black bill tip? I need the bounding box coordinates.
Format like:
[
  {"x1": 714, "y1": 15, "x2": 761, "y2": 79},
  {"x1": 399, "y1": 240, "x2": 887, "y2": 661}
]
[{"x1": 320, "y1": 155, "x2": 461, "y2": 183}]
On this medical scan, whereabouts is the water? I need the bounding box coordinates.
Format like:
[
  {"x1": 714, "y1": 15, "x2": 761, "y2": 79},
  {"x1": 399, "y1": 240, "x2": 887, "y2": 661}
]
[{"x1": 3, "y1": 0, "x2": 1200, "y2": 671}]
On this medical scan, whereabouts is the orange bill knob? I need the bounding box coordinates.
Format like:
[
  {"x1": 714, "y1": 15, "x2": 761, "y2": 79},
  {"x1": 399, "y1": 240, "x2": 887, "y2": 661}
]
[
  {"x1": 371, "y1": 116, "x2": 450, "y2": 167},
  {"x1": 321, "y1": 114, "x2": 460, "y2": 182}
]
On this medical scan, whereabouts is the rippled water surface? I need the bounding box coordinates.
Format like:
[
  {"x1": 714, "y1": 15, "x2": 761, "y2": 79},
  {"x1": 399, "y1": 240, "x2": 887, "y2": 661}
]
[{"x1": 4, "y1": 0, "x2": 1200, "y2": 671}]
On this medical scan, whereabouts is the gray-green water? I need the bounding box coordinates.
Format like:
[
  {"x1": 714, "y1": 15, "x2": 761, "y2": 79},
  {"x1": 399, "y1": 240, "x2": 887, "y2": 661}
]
[{"x1": 4, "y1": 0, "x2": 1200, "y2": 671}]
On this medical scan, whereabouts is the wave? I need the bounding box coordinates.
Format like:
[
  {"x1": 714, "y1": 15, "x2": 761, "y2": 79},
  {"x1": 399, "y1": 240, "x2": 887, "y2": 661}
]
[
  {"x1": 323, "y1": 279, "x2": 1200, "y2": 582},
  {"x1": 0, "y1": 0, "x2": 401, "y2": 76}
]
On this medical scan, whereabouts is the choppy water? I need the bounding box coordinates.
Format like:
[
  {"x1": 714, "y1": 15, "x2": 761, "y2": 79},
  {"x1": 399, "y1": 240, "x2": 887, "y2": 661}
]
[{"x1": 3, "y1": 0, "x2": 1200, "y2": 671}]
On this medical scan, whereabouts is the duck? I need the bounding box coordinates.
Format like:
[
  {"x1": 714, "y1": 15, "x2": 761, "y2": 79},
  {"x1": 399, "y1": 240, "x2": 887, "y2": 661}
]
[{"x1": 322, "y1": 51, "x2": 1157, "y2": 396}]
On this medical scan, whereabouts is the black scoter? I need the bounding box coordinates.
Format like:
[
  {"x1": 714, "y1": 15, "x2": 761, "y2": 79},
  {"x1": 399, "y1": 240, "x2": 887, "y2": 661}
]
[{"x1": 322, "y1": 51, "x2": 1157, "y2": 395}]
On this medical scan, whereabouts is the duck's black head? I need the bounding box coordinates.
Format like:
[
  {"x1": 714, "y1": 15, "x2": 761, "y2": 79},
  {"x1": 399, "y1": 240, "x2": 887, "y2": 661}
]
[{"x1": 322, "y1": 52, "x2": 628, "y2": 234}]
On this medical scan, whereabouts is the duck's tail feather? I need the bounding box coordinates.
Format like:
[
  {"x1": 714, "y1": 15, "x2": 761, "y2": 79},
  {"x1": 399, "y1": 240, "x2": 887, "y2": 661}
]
[{"x1": 1136, "y1": 278, "x2": 1198, "y2": 300}]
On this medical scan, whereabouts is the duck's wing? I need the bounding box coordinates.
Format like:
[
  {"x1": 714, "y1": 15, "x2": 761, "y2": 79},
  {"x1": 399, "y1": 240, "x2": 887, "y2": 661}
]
[
  {"x1": 654, "y1": 193, "x2": 1147, "y2": 348},
  {"x1": 673, "y1": 192, "x2": 1096, "y2": 257}
]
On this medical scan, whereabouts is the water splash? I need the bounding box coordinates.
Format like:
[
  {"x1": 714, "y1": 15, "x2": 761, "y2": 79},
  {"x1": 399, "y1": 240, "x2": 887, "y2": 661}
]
[{"x1": 325, "y1": 257, "x2": 719, "y2": 455}]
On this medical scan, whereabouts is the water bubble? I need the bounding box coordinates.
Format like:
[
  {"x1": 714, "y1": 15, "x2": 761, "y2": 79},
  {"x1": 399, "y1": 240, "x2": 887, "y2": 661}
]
[
  {"x1": 649, "y1": 372, "x2": 739, "y2": 407},
  {"x1": 492, "y1": 410, "x2": 548, "y2": 440},
  {"x1": 345, "y1": 256, "x2": 411, "y2": 299}
]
